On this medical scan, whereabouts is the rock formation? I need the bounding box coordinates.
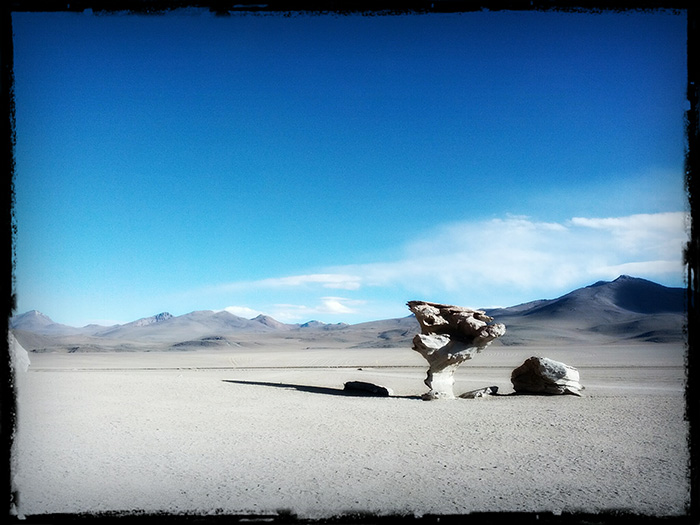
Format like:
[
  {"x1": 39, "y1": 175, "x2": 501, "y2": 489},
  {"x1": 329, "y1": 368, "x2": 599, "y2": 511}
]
[
  {"x1": 407, "y1": 301, "x2": 506, "y2": 400},
  {"x1": 511, "y1": 356, "x2": 583, "y2": 396}
]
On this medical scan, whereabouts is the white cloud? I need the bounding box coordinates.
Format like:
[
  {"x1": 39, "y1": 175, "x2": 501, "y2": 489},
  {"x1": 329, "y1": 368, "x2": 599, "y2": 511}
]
[
  {"x1": 220, "y1": 305, "x2": 264, "y2": 319},
  {"x1": 570, "y1": 212, "x2": 689, "y2": 256},
  {"x1": 319, "y1": 296, "x2": 357, "y2": 314},
  {"x1": 265, "y1": 297, "x2": 364, "y2": 322},
  {"x1": 202, "y1": 211, "x2": 688, "y2": 320},
  {"x1": 256, "y1": 273, "x2": 362, "y2": 290},
  {"x1": 595, "y1": 260, "x2": 685, "y2": 278},
  {"x1": 332, "y1": 211, "x2": 689, "y2": 295}
]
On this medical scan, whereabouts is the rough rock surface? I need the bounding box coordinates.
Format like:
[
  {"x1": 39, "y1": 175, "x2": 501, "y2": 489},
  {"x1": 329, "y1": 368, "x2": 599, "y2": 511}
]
[
  {"x1": 407, "y1": 301, "x2": 506, "y2": 400},
  {"x1": 511, "y1": 356, "x2": 583, "y2": 396}
]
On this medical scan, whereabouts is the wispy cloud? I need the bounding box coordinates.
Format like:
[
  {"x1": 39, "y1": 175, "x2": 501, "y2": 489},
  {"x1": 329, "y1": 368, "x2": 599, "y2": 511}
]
[
  {"x1": 201, "y1": 211, "x2": 688, "y2": 320},
  {"x1": 260, "y1": 297, "x2": 364, "y2": 322},
  {"x1": 256, "y1": 273, "x2": 362, "y2": 290},
  {"x1": 318, "y1": 296, "x2": 358, "y2": 314},
  {"x1": 211, "y1": 273, "x2": 363, "y2": 293},
  {"x1": 220, "y1": 305, "x2": 264, "y2": 318},
  {"x1": 570, "y1": 212, "x2": 688, "y2": 256},
  {"x1": 360, "y1": 212, "x2": 687, "y2": 290}
]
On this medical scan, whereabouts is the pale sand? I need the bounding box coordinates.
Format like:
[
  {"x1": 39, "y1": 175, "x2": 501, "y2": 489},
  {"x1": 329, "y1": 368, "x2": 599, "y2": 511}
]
[{"x1": 11, "y1": 343, "x2": 690, "y2": 519}]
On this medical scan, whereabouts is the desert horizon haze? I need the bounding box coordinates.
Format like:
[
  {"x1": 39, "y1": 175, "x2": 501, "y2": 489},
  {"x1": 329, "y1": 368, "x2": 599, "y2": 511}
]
[
  {"x1": 9, "y1": 275, "x2": 687, "y2": 353},
  {"x1": 9, "y1": 274, "x2": 687, "y2": 330},
  {"x1": 10, "y1": 8, "x2": 688, "y2": 328}
]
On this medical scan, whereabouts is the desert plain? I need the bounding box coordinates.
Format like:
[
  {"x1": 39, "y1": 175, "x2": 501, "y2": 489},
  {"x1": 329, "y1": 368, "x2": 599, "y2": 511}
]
[{"x1": 9, "y1": 336, "x2": 690, "y2": 521}]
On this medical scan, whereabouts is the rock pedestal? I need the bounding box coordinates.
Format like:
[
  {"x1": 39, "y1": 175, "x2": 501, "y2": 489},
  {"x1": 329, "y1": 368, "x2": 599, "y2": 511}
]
[
  {"x1": 407, "y1": 301, "x2": 506, "y2": 400},
  {"x1": 511, "y1": 356, "x2": 583, "y2": 396}
]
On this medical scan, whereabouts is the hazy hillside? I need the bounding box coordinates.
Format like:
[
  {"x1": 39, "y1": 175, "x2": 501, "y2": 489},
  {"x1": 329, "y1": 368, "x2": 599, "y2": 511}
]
[
  {"x1": 10, "y1": 275, "x2": 686, "y2": 352},
  {"x1": 9, "y1": 310, "x2": 96, "y2": 336}
]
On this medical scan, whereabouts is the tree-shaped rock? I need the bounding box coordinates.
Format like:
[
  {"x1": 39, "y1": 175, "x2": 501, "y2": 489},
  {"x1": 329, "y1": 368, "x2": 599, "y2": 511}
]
[{"x1": 407, "y1": 301, "x2": 506, "y2": 400}]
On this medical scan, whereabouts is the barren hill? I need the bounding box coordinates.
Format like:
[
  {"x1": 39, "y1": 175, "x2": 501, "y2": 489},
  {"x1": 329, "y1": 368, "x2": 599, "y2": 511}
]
[{"x1": 484, "y1": 275, "x2": 685, "y2": 345}]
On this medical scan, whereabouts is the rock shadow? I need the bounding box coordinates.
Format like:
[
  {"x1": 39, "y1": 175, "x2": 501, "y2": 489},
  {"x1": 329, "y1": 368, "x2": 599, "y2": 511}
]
[{"x1": 222, "y1": 379, "x2": 421, "y2": 399}]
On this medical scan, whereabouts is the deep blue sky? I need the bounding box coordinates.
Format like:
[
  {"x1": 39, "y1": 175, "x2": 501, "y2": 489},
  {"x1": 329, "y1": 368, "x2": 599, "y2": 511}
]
[{"x1": 11, "y1": 8, "x2": 689, "y2": 326}]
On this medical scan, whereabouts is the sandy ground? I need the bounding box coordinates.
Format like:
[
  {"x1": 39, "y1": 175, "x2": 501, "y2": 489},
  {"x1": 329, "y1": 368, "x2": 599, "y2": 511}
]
[{"x1": 10, "y1": 343, "x2": 690, "y2": 520}]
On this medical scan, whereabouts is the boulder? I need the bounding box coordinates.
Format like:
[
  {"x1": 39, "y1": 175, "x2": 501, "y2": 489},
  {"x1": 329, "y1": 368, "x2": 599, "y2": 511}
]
[
  {"x1": 511, "y1": 356, "x2": 583, "y2": 396},
  {"x1": 407, "y1": 301, "x2": 506, "y2": 400},
  {"x1": 343, "y1": 381, "x2": 393, "y2": 397},
  {"x1": 459, "y1": 386, "x2": 499, "y2": 399}
]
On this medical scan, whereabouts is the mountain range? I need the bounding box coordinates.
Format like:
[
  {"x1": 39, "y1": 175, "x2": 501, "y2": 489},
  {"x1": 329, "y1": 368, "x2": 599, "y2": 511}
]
[{"x1": 9, "y1": 275, "x2": 686, "y2": 352}]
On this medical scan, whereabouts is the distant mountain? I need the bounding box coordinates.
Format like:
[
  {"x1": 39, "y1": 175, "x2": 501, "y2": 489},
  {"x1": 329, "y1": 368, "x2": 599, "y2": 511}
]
[
  {"x1": 132, "y1": 312, "x2": 174, "y2": 327},
  {"x1": 486, "y1": 275, "x2": 684, "y2": 318},
  {"x1": 10, "y1": 310, "x2": 56, "y2": 331},
  {"x1": 92, "y1": 309, "x2": 285, "y2": 341},
  {"x1": 9, "y1": 310, "x2": 95, "y2": 336},
  {"x1": 252, "y1": 314, "x2": 293, "y2": 331},
  {"x1": 344, "y1": 315, "x2": 419, "y2": 348},
  {"x1": 9, "y1": 275, "x2": 687, "y2": 351},
  {"x1": 299, "y1": 320, "x2": 350, "y2": 330},
  {"x1": 484, "y1": 275, "x2": 685, "y2": 344},
  {"x1": 593, "y1": 275, "x2": 684, "y2": 314}
]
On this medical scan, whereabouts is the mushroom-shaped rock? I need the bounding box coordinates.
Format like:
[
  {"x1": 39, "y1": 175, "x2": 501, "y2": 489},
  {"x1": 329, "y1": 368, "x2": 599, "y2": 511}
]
[
  {"x1": 407, "y1": 301, "x2": 506, "y2": 400},
  {"x1": 511, "y1": 356, "x2": 583, "y2": 396}
]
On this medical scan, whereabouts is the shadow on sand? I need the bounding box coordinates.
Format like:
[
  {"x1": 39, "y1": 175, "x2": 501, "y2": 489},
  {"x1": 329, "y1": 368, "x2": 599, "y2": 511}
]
[{"x1": 222, "y1": 379, "x2": 421, "y2": 399}]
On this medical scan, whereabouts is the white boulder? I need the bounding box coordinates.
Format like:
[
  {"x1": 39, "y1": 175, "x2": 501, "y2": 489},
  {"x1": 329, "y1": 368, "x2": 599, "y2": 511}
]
[{"x1": 511, "y1": 356, "x2": 583, "y2": 396}]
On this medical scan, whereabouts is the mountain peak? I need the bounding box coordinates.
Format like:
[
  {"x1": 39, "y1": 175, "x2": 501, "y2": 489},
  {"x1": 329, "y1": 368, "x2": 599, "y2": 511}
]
[
  {"x1": 514, "y1": 275, "x2": 684, "y2": 319},
  {"x1": 300, "y1": 320, "x2": 325, "y2": 328},
  {"x1": 612, "y1": 274, "x2": 647, "y2": 284},
  {"x1": 607, "y1": 275, "x2": 685, "y2": 314},
  {"x1": 132, "y1": 312, "x2": 173, "y2": 327},
  {"x1": 10, "y1": 309, "x2": 54, "y2": 327},
  {"x1": 614, "y1": 274, "x2": 634, "y2": 281},
  {"x1": 589, "y1": 275, "x2": 656, "y2": 288},
  {"x1": 298, "y1": 320, "x2": 349, "y2": 331},
  {"x1": 22, "y1": 309, "x2": 51, "y2": 318},
  {"x1": 252, "y1": 314, "x2": 290, "y2": 330}
]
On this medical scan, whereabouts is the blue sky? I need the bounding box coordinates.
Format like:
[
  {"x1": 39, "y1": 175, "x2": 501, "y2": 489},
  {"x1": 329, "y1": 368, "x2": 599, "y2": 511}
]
[{"x1": 11, "y1": 8, "x2": 689, "y2": 326}]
